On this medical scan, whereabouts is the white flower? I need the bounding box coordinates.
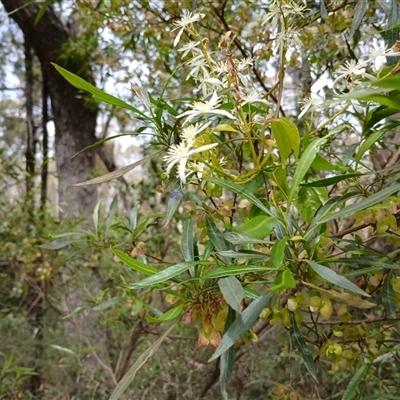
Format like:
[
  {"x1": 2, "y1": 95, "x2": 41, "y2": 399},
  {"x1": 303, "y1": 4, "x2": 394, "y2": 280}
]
[
  {"x1": 177, "y1": 41, "x2": 201, "y2": 58},
  {"x1": 181, "y1": 121, "x2": 212, "y2": 142},
  {"x1": 172, "y1": 11, "x2": 205, "y2": 47},
  {"x1": 365, "y1": 43, "x2": 400, "y2": 70},
  {"x1": 164, "y1": 141, "x2": 218, "y2": 184},
  {"x1": 282, "y1": 1, "x2": 309, "y2": 17},
  {"x1": 237, "y1": 57, "x2": 254, "y2": 71},
  {"x1": 274, "y1": 28, "x2": 302, "y2": 52},
  {"x1": 262, "y1": 1, "x2": 283, "y2": 35},
  {"x1": 298, "y1": 95, "x2": 323, "y2": 119},
  {"x1": 367, "y1": 44, "x2": 400, "y2": 59},
  {"x1": 178, "y1": 91, "x2": 236, "y2": 124},
  {"x1": 214, "y1": 60, "x2": 229, "y2": 77},
  {"x1": 187, "y1": 54, "x2": 209, "y2": 79},
  {"x1": 241, "y1": 91, "x2": 272, "y2": 107},
  {"x1": 197, "y1": 73, "x2": 225, "y2": 97},
  {"x1": 332, "y1": 60, "x2": 375, "y2": 92}
]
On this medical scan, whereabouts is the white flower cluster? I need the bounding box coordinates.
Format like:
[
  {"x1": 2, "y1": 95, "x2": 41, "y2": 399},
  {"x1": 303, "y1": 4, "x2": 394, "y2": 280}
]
[{"x1": 162, "y1": 10, "x2": 273, "y2": 186}]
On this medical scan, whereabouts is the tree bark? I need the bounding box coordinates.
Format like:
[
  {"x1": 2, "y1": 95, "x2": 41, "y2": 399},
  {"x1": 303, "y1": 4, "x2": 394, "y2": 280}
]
[{"x1": 1, "y1": 0, "x2": 98, "y2": 217}]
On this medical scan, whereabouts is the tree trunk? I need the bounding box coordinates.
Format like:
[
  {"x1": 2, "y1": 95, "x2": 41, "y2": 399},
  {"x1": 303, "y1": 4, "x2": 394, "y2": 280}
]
[{"x1": 1, "y1": 0, "x2": 98, "y2": 217}]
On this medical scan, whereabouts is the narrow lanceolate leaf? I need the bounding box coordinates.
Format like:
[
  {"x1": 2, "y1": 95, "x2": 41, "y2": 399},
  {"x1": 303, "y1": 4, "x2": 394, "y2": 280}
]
[
  {"x1": 341, "y1": 364, "x2": 370, "y2": 400},
  {"x1": 301, "y1": 173, "x2": 364, "y2": 188},
  {"x1": 356, "y1": 128, "x2": 386, "y2": 165},
  {"x1": 306, "y1": 260, "x2": 369, "y2": 297},
  {"x1": 39, "y1": 237, "x2": 86, "y2": 249},
  {"x1": 205, "y1": 177, "x2": 274, "y2": 217},
  {"x1": 288, "y1": 137, "x2": 327, "y2": 206},
  {"x1": 290, "y1": 313, "x2": 318, "y2": 382},
  {"x1": 209, "y1": 292, "x2": 274, "y2": 362},
  {"x1": 145, "y1": 304, "x2": 184, "y2": 323},
  {"x1": 109, "y1": 323, "x2": 177, "y2": 400},
  {"x1": 93, "y1": 199, "x2": 102, "y2": 236},
  {"x1": 382, "y1": 271, "x2": 396, "y2": 317},
  {"x1": 349, "y1": 0, "x2": 368, "y2": 37},
  {"x1": 129, "y1": 261, "x2": 210, "y2": 288},
  {"x1": 165, "y1": 181, "x2": 183, "y2": 226},
  {"x1": 206, "y1": 217, "x2": 229, "y2": 252},
  {"x1": 203, "y1": 265, "x2": 276, "y2": 279},
  {"x1": 93, "y1": 297, "x2": 122, "y2": 311},
  {"x1": 112, "y1": 248, "x2": 159, "y2": 275},
  {"x1": 181, "y1": 217, "x2": 194, "y2": 262},
  {"x1": 318, "y1": 182, "x2": 400, "y2": 223},
  {"x1": 220, "y1": 307, "x2": 236, "y2": 400},
  {"x1": 224, "y1": 232, "x2": 273, "y2": 245},
  {"x1": 218, "y1": 276, "x2": 245, "y2": 313},
  {"x1": 271, "y1": 118, "x2": 300, "y2": 166},
  {"x1": 217, "y1": 250, "x2": 270, "y2": 260},
  {"x1": 52, "y1": 63, "x2": 150, "y2": 120},
  {"x1": 71, "y1": 153, "x2": 159, "y2": 186}
]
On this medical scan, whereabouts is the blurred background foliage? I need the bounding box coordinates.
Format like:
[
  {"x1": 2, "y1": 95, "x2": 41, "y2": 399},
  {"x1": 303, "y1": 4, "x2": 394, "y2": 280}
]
[{"x1": 1, "y1": 1, "x2": 400, "y2": 399}]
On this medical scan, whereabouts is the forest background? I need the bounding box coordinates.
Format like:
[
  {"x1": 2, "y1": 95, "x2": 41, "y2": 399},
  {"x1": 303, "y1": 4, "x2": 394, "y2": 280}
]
[{"x1": 1, "y1": 1, "x2": 400, "y2": 399}]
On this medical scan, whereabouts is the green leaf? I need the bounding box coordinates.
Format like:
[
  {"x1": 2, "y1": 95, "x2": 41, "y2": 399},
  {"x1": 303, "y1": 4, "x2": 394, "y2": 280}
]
[
  {"x1": 93, "y1": 297, "x2": 122, "y2": 311},
  {"x1": 112, "y1": 248, "x2": 159, "y2": 275},
  {"x1": 218, "y1": 276, "x2": 245, "y2": 313},
  {"x1": 105, "y1": 196, "x2": 118, "y2": 236},
  {"x1": 51, "y1": 63, "x2": 149, "y2": 120},
  {"x1": 288, "y1": 136, "x2": 327, "y2": 206},
  {"x1": 71, "y1": 153, "x2": 159, "y2": 186},
  {"x1": 129, "y1": 261, "x2": 210, "y2": 288},
  {"x1": 382, "y1": 271, "x2": 397, "y2": 318},
  {"x1": 181, "y1": 217, "x2": 194, "y2": 262},
  {"x1": 34, "y1": 0, "x2": 53, "y2": 24},
  {"x1": 145, "y1": 304, "x2": 184, "y2": 323},
  {"x1": 271, "y1": 118, "x2": 300, "y2": 166},
  {"x1": 203, "y1": 265, "x2": 276, "y2": 279},
  {"x1": 356, "y1": 128, "x2": 387, "y2": 165},
  {"x1": 224, "y1": 232, "x2": 273, "y2": 245},
  {"x1": 360, "y1": 94, "x2": 400, "y2": 110},
  {"x1": 349, "y1": 0, "x2": 368, "y2": 37},
  {"x1": 39, "y1": 237, "x2": 85, "y2": 249},
  {"x1": 72, "y1": 132, "x2": 142, "y2": 159},
  {"x1": 295, "y1": 187, "x2": 324, "y2": 223},
  {"x1": 93, "y1": 199, "x2": 102, "y2": 236},
  {"x1": 233, "y1": 216, "x2": 277, "y2": 239},
  {"x1": 206, "y1": 217, "x2": 229, "y2": 252},
  {"x1": 109, "y1": 323, "x2": 177, "y2": 400},
  {"x1": 363, "y1": 106, "x2": 400, "y2": 134},
  {"x1": 206, "y1": 177, "x2": 274, "y2": 217},
  {"x1": 290, "y1": 313, "x2": 318, "y2": 382},
  {"x1": 213, "y1": 124, "x2": 239, "y2": 133},
  {"x1": 301, "y1": 173, "x2": 363, "y2": 187},
  {"x1": 311, "y1": 154, "x2": 343, "y2": 171},
  {"x1": 209, "y1": 292, "x2": 274, "y2": 362},
  {"x1": 269, "y1": 270, "x2": 296, "y2": 292},
  {"x1": 165, "y1": 182, "x2": 183, "y2": 226},
  {"x1": 306, "y1": 260, "x2": 369, "y2": 297},
  {"x1": 341, "y1": 364, "x2": 370, "y2": 400},
  {"x1": 220, "y1": 307, "x2": 236, "y2": 400},
  {"x1": 374, "y1": 75, "x2": 400, "y2": 92},
  {"x1": 320, "y1": 0, "x2": 328, "y2": 19},
  {"x1": 271, "y1": 237, "x2": 288, "y2": 269},
  {"x1": 318, "y1": 182, "x2": 400, "y2": 223},
  {"x1": 217, "y1": 250, "x2": 270, "y2": 260}
]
